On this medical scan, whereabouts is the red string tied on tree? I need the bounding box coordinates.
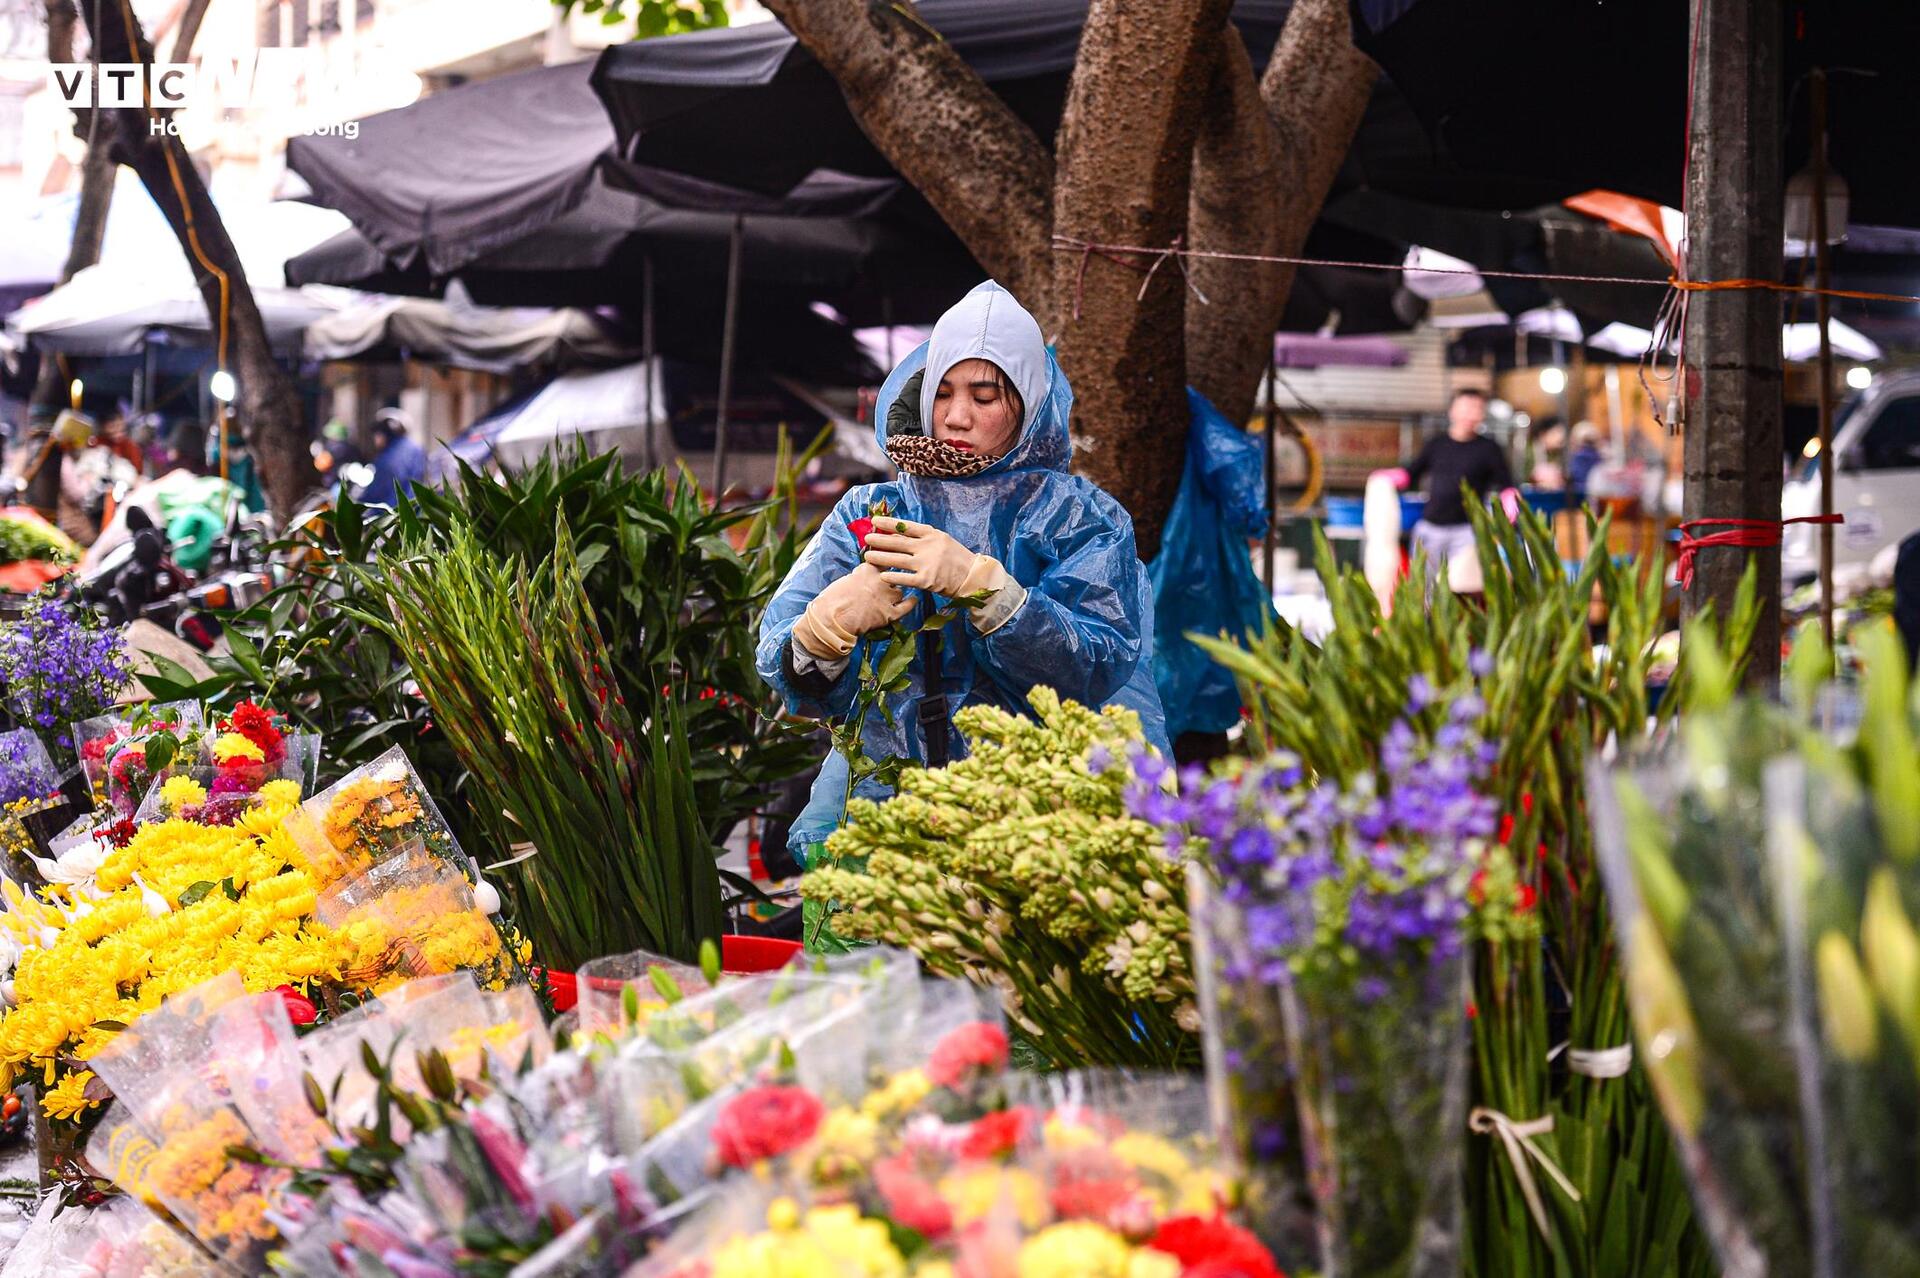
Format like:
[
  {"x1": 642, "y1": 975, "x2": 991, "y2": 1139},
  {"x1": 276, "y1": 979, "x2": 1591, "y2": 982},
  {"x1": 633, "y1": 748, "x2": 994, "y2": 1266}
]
[{"x1": 1672, "y1": 514, "x2": 1844, "y2": 590}]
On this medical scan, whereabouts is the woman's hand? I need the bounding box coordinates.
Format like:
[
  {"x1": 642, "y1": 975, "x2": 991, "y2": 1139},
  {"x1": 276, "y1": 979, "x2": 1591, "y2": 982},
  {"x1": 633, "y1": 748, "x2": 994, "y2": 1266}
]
[
  {"x1": 794, "y1": 563, "x2": 915, "y2": 659},
  {"x1": 862, "y1": 519, "x2": 982, "y2": 596}
]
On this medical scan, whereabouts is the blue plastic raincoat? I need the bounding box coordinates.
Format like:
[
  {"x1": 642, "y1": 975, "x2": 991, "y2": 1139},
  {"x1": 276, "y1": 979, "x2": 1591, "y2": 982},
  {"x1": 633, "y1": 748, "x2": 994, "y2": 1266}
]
[{"x1": 757, "y1": 281, "x2": 1171, "y2": 865}]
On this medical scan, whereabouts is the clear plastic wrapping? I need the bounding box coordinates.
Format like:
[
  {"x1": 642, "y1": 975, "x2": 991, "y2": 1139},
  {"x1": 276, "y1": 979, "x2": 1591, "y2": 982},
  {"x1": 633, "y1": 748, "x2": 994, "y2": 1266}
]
[
  {"x1": 314, "y1": 838, "x2": 510, "y2": 993},
  {"x1": 72, "y1": 703, "x2": 205, "y2": 816},
  {"x1": 287, "y1": 745, "x2": 465, "y2": 886}
]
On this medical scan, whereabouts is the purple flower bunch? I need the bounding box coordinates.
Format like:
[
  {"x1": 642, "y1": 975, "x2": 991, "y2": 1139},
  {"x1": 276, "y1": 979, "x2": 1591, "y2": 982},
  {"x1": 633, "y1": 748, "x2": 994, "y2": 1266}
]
[
  {"x1": 0, "y1": 728, "x2": 59, "y2": 806},
  {"x1": 0, "y1": 595, "x2": 130, "y2": 758},
  {"x1": 1125, "y1": 674, "x2": 1499, "y2": 992}
]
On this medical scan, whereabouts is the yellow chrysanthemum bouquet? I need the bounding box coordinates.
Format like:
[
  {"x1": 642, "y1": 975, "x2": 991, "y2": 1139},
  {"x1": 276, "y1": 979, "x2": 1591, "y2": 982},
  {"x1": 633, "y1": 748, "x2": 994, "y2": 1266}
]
[{"x1": 0, "y1": 703, "x2": 520, "y2": 1161}]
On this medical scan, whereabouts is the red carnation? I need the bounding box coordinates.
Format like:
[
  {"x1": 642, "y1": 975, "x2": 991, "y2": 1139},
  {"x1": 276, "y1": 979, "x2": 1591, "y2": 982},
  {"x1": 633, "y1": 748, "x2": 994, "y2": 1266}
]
[
  {"x1": 1146, "y1": 1215, "x2": 1283, "y2": 1278},
  {"x1": 708, "y1": 1085, "x2": 824, "y2": 1169},
  {"x1": 874, "y1": 1154, "x2": 954, "y2": 1239},
  {"x1": 225, "y1": 701, "x2": 287, "y2": 765},
  {"x1": 1048, "y1": 1169, "x2": 1144, "y2": 1228},
  {"x1": 273, "y1": 985, "x2": 318, "y2": 1027},
  {"x1": 849, "y1": 517, "x2": 876, "y2": 551},
  {"x1": 960, "y1": 1106, "x2": 1033, "y2": 1160},
  {"x1": 926, "y1": 1022, "x2": 1009, "y2": 1090}
]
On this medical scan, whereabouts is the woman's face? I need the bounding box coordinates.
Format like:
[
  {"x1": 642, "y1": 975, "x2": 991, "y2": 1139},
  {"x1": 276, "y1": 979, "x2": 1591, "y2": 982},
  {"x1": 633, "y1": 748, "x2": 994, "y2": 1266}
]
[{"x1": 931, "y1": 358, "x2": 1022, "y2": 458}]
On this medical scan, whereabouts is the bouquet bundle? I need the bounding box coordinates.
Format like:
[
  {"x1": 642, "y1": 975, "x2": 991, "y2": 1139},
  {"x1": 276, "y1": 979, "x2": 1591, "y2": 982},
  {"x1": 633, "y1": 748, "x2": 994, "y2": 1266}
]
[
  {"x1": 73, "y1": 704, "x2": 203, "y2": 818},
  {"x1": 0, "y1": 703, "x2": 519, "y2": 1170},
  {"x1": 1138, "y1": 673, "x2": 1505, "y2": 1278},
  {"x1": 638, "y1": 1069, "x2": 1270, "y2": 1278},
  {"x1": 0, "y1": 728, "x2": 68, "y2": 884},
  {"x1": 285, "y1": 746, "x2": 467, "y2": 884},
  {"x1": 1594, "y1": 623, "x2": 1920, "y2": 1278},
  {"x1": 801, "y1": 688, "x2": 1197, "y2": 1069},
  {"x1": 0, "y1": 596, "x2": 129, "y2": 763}
]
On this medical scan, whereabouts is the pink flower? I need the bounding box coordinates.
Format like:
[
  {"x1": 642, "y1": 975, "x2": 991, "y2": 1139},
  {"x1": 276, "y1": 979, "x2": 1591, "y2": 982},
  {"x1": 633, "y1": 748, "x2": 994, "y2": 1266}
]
[
  {"x1": 873, "y1": 1154, "x2": 954, "y2": 1239},
  {"x1": 709, "y1": 1085, "x2": 824, "y2": 1168},
  {"x1": 926, "y1": 1022, "x2": 1009, "y2": 1090}
]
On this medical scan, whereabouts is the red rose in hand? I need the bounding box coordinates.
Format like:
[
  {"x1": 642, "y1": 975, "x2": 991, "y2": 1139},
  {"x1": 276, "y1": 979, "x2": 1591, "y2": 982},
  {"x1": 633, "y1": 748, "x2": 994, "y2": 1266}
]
[
  {"x1": 960, "y1": 1106, "x2": 1033, "y2": 1160},
  {"x1": 926, "y1": 1022, "x2": 1009, "y2": 1090},
  {"x1": 709, "y1": 1085, "x2": 824, "y2": 1168},
  {"x1": 874, "y1": 1153, "x2": 955, "y2": 1239},
  {"x1": 849, "y1": 517, "x2": 876, "y2": 551},
  {"x1": 273, "y1": 985, "x2": 318, "y2": 1026},
  {"x1": 1147, "y1": 1215, "x2": 1283, "y2": 1278}
]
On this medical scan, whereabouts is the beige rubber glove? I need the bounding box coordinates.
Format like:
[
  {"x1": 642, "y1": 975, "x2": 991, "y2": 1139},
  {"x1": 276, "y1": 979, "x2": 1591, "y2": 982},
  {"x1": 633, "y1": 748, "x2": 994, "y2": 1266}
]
[
  {"x1": 793, "y1": 563, "x2": 914, "y2": 659},
  {"x1": 861, "y1": 518, "x2": 982, "y2": 596}
]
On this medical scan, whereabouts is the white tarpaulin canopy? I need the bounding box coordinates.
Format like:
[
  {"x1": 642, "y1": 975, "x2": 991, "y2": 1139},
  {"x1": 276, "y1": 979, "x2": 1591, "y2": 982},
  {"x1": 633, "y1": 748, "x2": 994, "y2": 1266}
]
[
  {"x1": 303, "y1": 289, "x2": 639, "y2": 372},
  {"x1": 492, "y1": 360, "x2": 667, "y2": 464},
  {"x1": 2, "y1": 176, "x2": 348, "y2": 354}
]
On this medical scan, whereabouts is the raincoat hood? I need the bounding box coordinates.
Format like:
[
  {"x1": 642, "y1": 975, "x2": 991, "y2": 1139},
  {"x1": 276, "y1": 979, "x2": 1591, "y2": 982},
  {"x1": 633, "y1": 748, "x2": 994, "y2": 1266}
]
[{"x1": 874, "y1": 280, "x2": 1071, "y2": 478}]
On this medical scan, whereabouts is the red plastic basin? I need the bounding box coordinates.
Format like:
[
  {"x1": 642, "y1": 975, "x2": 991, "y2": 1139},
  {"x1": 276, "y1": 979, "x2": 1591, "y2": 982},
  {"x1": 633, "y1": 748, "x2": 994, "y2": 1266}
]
[{"x1": 537, "y1": 936, "x2": 803, "y2": 1013}]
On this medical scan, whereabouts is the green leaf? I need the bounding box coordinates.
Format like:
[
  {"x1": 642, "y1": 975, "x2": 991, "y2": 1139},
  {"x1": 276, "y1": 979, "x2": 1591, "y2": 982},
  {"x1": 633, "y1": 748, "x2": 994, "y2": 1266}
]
[
  {"x1": 176, "y1": 880, "x2": 220, "y2": 908},
  {"x1": 699, "y1": 937, "x2": 721, "y2": 986},
  {"x1": 221, "y1": 877, "x2": 240, "y2": 902},
  {"x1": 143, "y1": 730, "x2": 179, "y2": 775}
]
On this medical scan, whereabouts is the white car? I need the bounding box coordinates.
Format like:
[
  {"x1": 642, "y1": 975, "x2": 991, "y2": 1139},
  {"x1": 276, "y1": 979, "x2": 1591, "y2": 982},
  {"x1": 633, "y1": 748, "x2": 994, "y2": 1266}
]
[{"x1": 1782, "y1": 372, "x2": 1920, "y2": 583}]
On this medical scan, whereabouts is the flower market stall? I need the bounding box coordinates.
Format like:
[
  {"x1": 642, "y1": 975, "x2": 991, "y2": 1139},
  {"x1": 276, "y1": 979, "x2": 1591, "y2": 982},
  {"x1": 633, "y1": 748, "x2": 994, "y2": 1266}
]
[{"x1": 0, "y1": 443, "x2": 1909, "y2": 1278}]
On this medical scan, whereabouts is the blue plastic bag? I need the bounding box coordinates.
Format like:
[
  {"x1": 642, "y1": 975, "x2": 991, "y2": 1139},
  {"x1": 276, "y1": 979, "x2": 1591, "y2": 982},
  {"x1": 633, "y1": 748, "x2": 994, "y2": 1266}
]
[{"x1": 1147, "y1": 389, "x2": 1274, "y2": 739}]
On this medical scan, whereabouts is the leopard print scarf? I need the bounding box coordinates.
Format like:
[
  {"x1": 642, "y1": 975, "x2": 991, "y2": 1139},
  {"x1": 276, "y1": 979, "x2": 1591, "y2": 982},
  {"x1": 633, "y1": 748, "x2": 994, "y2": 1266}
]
[{"x1": 882, "y1": 368, "x2": 1005, "y2": 478}]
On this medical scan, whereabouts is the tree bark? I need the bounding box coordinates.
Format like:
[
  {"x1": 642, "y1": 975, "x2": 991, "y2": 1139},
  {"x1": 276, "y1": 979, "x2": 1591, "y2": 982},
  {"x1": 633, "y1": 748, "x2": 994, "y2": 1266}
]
[
  {"x1": 80, "y1": 0, "x2": 314, "y2": 520},
  {"x1": 168, "y1": 0, "x2": 212, "y2": 62},
  {"x1": 1050, "y1": 0, "x2": 1232, "y2": 559},
  {"x1": 1186, "y1": 0, "x2": 1374, "y2": 427},
  {"x1": 756, "y1": 0, "x2": 1057, "y2": 321}
]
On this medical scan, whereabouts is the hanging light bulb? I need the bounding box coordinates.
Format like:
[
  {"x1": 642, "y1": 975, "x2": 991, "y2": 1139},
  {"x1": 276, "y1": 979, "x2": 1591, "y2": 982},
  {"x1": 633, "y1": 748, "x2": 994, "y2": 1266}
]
[
  {"x1": 209, "y1": 370, "x2": 237, "y2": 403},
  {"x1": 1538, "y1": 367, "x2": 1567, "y2": 395}
]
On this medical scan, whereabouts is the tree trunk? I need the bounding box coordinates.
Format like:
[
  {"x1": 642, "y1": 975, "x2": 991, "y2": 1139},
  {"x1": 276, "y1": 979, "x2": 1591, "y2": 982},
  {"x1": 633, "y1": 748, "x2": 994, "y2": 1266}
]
[
  {"x1": 1186, "y1": 0, "x2": 1374, "y2": 428},
  {"x1": 1050, "y1": 0, "x2": 1232, "y2": 559},
  {"x1": 763, "y1": 0, "x2": 1367, "y2": 559},
  {"x1": 756, "y1": 0, "x2": 1056, "y2": 320},
  {"x1": 79, "y1": 0, "x2": 314, "y2": 521}
]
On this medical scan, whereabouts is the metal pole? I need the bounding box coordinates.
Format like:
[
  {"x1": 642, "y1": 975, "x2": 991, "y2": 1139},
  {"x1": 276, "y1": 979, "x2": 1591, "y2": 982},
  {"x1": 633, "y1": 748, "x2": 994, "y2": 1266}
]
[
  {"x1": 711, "y1": 214, "x2": 744, "y2": 501},
  {"x1": 1811, "y1": 67, "x2": 1837, "y2": 660},
  {"x1": 1681, "y1": 0, "x2": 1785, "y2": 687},
  {"x1": 1264, "y1": 339, "x2": 1278, "y2": 593},
  {"x1": 641, "y1": 253, "x2": 656, "y2": 472}
]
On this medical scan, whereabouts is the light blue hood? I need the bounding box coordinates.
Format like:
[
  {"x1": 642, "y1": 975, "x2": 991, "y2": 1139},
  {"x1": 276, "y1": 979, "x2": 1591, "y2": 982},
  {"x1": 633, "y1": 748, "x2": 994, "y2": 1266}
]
[{"x1": 758, "y1": 280, "x2": 1170, "y2": 866}]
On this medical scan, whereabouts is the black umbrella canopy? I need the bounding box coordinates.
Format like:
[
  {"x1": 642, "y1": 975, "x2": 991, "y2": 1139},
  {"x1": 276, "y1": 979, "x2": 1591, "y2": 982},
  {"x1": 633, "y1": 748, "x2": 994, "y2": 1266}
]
[
  {"x1": 287, "y1": 60, "x2": 611, "y2": 276},
  {"x1": 1350, "y1": 0, "x2": 1920, "y2": 229},
  {"x1": 288, "y1": 168, "x2": 985, "y2": 322},
  {"x1": 590, "y1": 0, "x2": 1575, "y2": 212}
]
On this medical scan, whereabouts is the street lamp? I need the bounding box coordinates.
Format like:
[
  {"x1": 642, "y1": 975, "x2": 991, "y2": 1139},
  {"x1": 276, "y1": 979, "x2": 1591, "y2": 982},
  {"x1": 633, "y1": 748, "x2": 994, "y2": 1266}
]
[
  {"x1": 1846, "y1": 365, "x2": 1872, "y2": 391},
  {"x1": 209, "y1": 370, "x2": 237, "y2": 403},
  {"x1": 1538, "y1": 366, "x2": 1567, "y2": 396}
]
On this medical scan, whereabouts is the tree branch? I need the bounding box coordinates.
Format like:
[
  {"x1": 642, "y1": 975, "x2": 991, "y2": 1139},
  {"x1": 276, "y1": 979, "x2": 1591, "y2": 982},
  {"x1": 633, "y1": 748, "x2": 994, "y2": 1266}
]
[
  {"x1": 1185, "y1": 24, "x2": 1283, "y2": 423},
  {"x1": 760, "y1": 0, "x2": 1057, "y2": 322},
  {"x1": 1050, "y1": 0, "x2": 1235, "y2": 559},
  {"x1": 81, "y1": 0, "x2": 314, "y2": 517},
  {"x1": 1185, "y1": 0, "x2": 1375, "y2": 427}
]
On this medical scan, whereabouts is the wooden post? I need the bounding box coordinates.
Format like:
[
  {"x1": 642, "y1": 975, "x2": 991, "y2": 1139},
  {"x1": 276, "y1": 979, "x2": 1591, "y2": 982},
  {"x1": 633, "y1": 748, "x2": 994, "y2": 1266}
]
[
  {"x1": 1681, "y1": 0, "x2": 1785, "y2": 686},
  {"x1": 1810, "y1": 68, "x2": 1837, "y2": 659}
]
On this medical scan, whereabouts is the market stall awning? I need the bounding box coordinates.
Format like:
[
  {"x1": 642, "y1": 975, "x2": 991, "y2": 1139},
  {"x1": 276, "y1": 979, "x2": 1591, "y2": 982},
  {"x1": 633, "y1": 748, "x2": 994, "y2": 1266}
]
[
  {"x1": 301, "y1": 290, "x2": 641, "y2": 372},
  {"x1": 590, "y1": 0, "x2": 1577, "y2": 212},
  {"x1": 5, "y1": 264, "x2": 338, "y2": 357},
  {"x1": 286, "y1": 59, "x2": 610, "y2": 277}
]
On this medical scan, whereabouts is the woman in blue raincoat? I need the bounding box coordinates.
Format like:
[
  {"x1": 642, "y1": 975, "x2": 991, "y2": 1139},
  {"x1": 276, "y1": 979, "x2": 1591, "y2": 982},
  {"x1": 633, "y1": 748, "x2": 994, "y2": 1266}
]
[{"x1": 757, "y1": 281, "x2": 1170, "y2": 877}]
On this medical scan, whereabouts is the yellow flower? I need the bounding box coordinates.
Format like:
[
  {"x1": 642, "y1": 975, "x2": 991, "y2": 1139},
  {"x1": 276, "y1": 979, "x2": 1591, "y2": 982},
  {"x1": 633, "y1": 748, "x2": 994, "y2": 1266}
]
[
  {"x1": 939, "y1": 1166, "x2": 1048, "y2": 1228},
  {"x1": 1015, "y1": 1223, "x2": 1175, "y2": 1278},
  {"x1": 160, "y1": 775, "x2": 208, "y2": 809},
  {"x1": 258, "y1": 779, "x2": 302, "y2": 807},
  {"x1": 709, "y1": 1202, "x2": 905, "y2": 1278},
  {"x1": 42, "y1": 1069, "x2": 101, "y2": 1120},
  {"x1": 212, "y1": 733, "x2": 266, "y2": 764},
  {"x1": 861, "y1": 1067, "x2": 934, "y2": 1120}
]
